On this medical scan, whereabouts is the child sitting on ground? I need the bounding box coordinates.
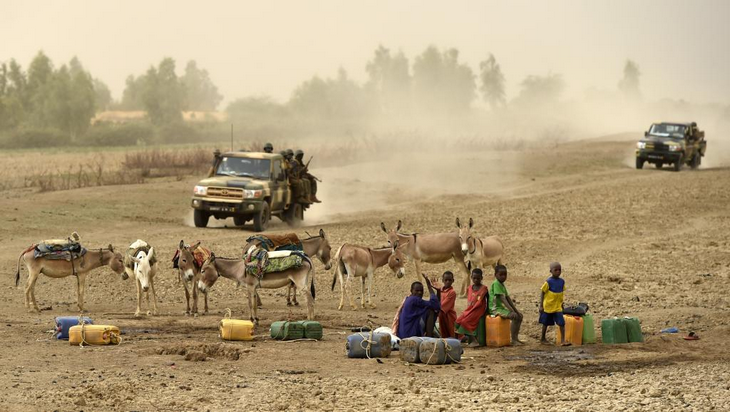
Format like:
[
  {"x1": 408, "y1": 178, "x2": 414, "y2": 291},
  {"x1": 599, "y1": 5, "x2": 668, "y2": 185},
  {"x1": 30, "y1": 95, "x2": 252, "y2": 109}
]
[
  {"x1": 431, "y1": 271, "x2": 457, "y2": 338},
  {"x1": 393, "y1": 274, "x2": 440, "y2": 339},
  {"x1": 540, "y1": 262, "x2": 569, "y2": 346},
  {"x1": 455, "y1": 268, "x2": 489, "y2": 346},
  {"x1": 490, "y1": 264, "x2": 524, "y2": 345}
]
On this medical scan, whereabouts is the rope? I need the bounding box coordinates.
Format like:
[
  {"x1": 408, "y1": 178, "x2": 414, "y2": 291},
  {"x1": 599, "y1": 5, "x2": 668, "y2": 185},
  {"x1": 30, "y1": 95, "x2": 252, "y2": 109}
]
[{"x1": 424, "y1": 338, "x2": 460, "y2": 365}]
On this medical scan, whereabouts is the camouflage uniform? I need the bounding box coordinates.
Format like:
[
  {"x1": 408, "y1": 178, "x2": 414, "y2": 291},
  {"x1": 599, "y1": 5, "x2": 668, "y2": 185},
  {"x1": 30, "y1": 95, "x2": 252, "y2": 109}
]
[
  {"x1": 285, "y1": 150, "x2": 310, "y2": 204},
  {"x1": 295, "y1": 151, "x2": 320, "y2": 203}
]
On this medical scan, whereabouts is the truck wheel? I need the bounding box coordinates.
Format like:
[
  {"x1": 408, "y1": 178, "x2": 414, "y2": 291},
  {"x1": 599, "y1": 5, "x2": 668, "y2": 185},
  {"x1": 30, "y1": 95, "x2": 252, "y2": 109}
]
[
  {"x1": 233, "y1": 216, "x2": 247, "y2": 226},
  {"x1": 690, "y1": 153, "x2": 700, "y2": 169},
  {"x1": 193, "y1": 210, "x2": 209, "y2": 228},
  {"x1": 635, "y1": 158, "x2": 645, "y2": 169},
  {"x1": 285, "y1": 203, "x2": 304, "y2": 227},
  {"x1": 253, "y1": 202, "x2": 270, "y2": 232},
  {"x1": 673, "y1": 155, "x2": 683, "y2": 172},
  {"x1": 654, "y1": 162, "x2": 663, "y2": 169}
]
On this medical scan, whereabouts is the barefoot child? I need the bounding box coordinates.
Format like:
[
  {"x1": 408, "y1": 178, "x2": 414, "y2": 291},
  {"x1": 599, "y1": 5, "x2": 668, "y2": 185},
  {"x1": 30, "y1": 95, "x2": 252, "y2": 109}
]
[
  {"x1": 455, "y1": 268, "x2": 489, "y2": 346},
  {"x1": 433, "y1": 271, "x2": 457, "y2": 338},
  {"x1": 490, "y1": 265, "x2": 524, "y2": 345},
  {"x1": 539, "y1": 262, "x2": 568, "y2": 346}
]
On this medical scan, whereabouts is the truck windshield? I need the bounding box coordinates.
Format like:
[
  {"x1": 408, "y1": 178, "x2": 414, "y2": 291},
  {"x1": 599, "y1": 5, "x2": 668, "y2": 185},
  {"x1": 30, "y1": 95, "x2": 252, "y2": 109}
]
[
  {"x1": 649, "y1": 124, "x2": 686, "y2": 138},
  {"x1": 216, "y1": 157, "x2": 270, "y2": 179}
]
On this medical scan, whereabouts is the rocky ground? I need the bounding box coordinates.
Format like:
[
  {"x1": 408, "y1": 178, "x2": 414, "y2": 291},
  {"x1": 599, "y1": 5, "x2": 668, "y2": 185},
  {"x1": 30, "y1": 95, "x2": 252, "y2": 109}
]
[{"x1": 1, "y1": 134, "x2": 729, "y2": 411}]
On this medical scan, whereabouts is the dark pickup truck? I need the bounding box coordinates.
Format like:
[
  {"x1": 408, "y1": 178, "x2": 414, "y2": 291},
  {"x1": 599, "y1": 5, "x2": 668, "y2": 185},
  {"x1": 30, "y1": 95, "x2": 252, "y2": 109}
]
[{"x1": 636, "y1": 122, "x2": 707, "y2": 171}]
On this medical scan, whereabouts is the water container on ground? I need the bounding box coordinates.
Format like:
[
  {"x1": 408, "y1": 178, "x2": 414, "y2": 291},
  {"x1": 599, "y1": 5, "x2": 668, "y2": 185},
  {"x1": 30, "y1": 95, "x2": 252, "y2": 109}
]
[
  {"x1": 486, "y1": 316, "x2": 511, "y2": 347},
  {"x1": 219, "y1": 319, "x2": 254, "y2": 341},
  {"x1": 624, "y1": 317, "x2": 643, "y2": 343},
  {"x1": 270, "y1": 321, "x2": 305, "y2": 340},
  {"x1": 581, "y1": 314, "x2": 596, "y2": 344},
  {"x1": 419, "y1": 338, "x2": 463, "y2": 364},
  {"x1": 399, "y1": 337, "x2": 426, "y2": 363},
  {"x1": 556, "y1": 315, "x2": 584, "y2": 346},
  {"x1": 346, "y1": 332, "x2": 392, "y2": 358},
  {"x1": 299, "y1": 321, "x2": 323, "y2": 340},
  {"x1": 55, "y1": 316, "x2": 93, "y2": 340},
  {"x1": 601, "y1": 318, "x2": 628, "y2": 344},
  {"x1": 69, "y1": 325, "x2": 121, "y2": 345}
]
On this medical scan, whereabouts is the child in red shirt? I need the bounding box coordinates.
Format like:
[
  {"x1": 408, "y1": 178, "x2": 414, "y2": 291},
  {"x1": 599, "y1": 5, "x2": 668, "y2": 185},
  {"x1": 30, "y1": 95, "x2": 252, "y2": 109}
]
[{"x1": 433, "y1": 271, "x2": 457, "y2": 338}]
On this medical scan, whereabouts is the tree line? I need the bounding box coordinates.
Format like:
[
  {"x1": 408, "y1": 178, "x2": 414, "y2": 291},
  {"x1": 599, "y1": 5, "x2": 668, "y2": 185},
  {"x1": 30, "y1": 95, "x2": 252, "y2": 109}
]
[{"x1": 0, "y1": 47, "x2": 642, "y2": 148}]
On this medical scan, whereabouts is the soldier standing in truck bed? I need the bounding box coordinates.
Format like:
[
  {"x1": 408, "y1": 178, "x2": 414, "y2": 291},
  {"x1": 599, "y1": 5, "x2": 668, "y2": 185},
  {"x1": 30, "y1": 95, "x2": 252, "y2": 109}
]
[
  {"x1": 286, "y1": 149, "x2": 310, "y2": 204},
  {"x1": 263, "y1": 143, "x2": 274, "y2": 153},
  {"x1": 295, "y1": 150, "x2": 321, "y2": 203}
]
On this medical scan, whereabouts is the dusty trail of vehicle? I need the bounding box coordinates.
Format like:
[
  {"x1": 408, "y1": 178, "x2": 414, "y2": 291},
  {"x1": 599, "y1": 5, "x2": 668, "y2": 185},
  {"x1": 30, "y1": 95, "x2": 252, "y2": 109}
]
[{"x1": 1, "y1": 137, "x2": 730, "y2": 411}]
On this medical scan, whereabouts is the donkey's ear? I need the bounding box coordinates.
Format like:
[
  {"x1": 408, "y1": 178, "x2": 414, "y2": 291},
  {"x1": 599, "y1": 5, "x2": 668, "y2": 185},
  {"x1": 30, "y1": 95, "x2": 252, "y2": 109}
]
[
  {"x1": 148, "y1": 247, "x2": 155, "y2": 259},
  {"x1": 209, "y1": 253, "x2": 216, "y2": 263},
  {"x1": 396, "y1": 220, "x2": 402, "y2": 231},
  {"x1": 456, "y1": 217, "x2": 461, "y2": 228},
  {"x1": 380, "y1": 222, "x2": 387, "y2": 233},
  {"x1": 108, "y1": 244, "x2": 114, "y2": 252},
  {"x1": 392, "y1": 240, "x2": 399, "y2": 250},
  {"x1": 179, "y1": 240, "x2": 185, "y2": 250},
  {"x1": 191, "y1": 241, "x2": 201, "y2": 250},
  {"x1": 319, "y1": 228, "x2": 325, "y2": 238},
  {"x1": 469, "y1": 218, "x2": 474, "y2": 229}
]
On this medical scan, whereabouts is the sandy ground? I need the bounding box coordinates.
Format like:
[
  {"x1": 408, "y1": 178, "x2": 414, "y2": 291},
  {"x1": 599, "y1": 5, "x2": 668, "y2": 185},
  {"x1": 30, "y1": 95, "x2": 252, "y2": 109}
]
[{"x1": 1, "y1": 134, "x2": 730, "y2": 412}]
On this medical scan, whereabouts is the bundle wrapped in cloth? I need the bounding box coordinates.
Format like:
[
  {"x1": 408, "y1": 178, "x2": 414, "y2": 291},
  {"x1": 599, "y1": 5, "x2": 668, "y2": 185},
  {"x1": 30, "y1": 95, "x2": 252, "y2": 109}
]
[{"x1": 243, "y1": 234, "x2": 305, "y2": 278}]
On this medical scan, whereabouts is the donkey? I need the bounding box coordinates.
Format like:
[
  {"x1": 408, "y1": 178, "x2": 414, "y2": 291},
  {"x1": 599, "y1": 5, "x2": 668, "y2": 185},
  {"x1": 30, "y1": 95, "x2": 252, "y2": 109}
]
[
  {"x1": 14, "y1": 244, "x2": 125, "y2": 312},
  {"x1": 123, "y1": 240, "x2": 159, "y2": 317},
  {"x1": 176, "y1": 240, "x2": 210, "y2": 316},
  {"x1": 330, "y1": 242, "x2": 407, "y2": 311},
  {"x1": 381, "y1": 220, "x2": 471, "y2": 297},
  {"x1": 197, "y1": 253, "x2": 315, "y2": 324},
  {"x1": 243, "y1": 229, "x2": 332, "y2": 307},
  {"x1": 456, "y1": 217, "x2": 505, "y2": 275}
]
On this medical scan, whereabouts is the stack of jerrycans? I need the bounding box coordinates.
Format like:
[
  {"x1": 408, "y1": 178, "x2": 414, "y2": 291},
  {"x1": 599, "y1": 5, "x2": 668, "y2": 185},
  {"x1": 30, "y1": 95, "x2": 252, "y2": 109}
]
[
  {"x1": 556, "y1": 313, "x2": 596, "y2": 346},
  {"x1": 601, "y1": 317, "x2": 643, "y2": 344}
]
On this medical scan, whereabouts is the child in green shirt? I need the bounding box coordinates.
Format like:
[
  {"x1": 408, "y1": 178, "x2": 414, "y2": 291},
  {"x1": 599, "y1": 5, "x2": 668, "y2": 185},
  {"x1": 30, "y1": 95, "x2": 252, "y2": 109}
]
[{"x1": 489, "y1": 265, "x2": 524, "y2": 345}]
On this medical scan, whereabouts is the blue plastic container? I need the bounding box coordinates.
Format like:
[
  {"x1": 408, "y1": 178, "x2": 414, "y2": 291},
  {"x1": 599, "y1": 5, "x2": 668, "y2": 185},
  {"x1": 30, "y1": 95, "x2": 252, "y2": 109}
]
[
  {"x1": 55, "y1": 317, "x2": 93, "y2": 340},
  {"x1": 346, "y1": 332, "x2": 392, "y2": 358}
]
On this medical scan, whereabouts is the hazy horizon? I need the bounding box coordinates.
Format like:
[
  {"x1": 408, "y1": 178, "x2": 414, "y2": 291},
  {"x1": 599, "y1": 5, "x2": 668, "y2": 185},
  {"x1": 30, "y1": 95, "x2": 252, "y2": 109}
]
[{"x1": 2, "y1": 0, "x2": 729, "y2": 107}]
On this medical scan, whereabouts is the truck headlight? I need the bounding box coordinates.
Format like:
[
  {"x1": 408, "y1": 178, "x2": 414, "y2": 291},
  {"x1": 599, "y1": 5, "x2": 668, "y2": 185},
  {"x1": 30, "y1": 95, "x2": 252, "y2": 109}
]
[
  {"x1": 636, "y1": 142, "x2": 646, "y2": 149},
  {"x1": 668, "y1": 145, "x2": 683, "y2": 152},
  {"x1": 244, "y1": 189, "x2": 263, "y2": 199},
  {"x1": 193, "y1": 185, "x2": 207, "y2": 195}
]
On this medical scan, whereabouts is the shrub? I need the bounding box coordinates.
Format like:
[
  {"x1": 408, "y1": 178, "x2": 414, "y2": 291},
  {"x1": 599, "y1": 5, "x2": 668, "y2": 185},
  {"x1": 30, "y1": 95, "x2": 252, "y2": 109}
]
[
  {"x1": 79, "y1": 123, "x2": 155, "y2": 147},
  {"x1": 0, "y1": 128, "x2": 72, "y2": 149}
]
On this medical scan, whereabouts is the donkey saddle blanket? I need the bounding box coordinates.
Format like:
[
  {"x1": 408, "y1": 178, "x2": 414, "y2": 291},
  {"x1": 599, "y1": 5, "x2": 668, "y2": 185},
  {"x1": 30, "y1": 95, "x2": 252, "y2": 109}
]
[
  {"x1": 34, "y1": 241, "x2": 86, "y2": 261},
  {"x1": 172, "y1": 243, "x2": 211, "y2": 270},
  {"x1": 244, "y1": 251, "x2": 305, "y2": 277},
  {"x1": 123, "y1": 240, "x2": 157, "y2": 269}
]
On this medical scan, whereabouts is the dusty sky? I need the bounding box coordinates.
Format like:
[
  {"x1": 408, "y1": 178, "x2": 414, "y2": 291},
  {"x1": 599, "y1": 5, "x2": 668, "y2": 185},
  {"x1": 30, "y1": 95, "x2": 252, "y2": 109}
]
[{"x1": 1, "y1": 0, "x2": 728, "y2": 106}]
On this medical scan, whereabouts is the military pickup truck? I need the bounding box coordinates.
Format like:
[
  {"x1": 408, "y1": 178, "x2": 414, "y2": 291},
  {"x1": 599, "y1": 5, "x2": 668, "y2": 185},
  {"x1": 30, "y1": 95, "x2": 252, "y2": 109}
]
[
  {"x1": 190, "y1": 151, "x2": 311, "y2": 232},
  {"x1": 636, "y1": 122, "x2": 707, "y2": 171}
]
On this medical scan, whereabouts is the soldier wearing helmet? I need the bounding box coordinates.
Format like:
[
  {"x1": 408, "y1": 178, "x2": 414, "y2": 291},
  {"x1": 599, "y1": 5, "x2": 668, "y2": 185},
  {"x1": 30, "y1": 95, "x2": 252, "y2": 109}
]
[
  {"x1": 295, "y1": 150, "x2": 320, "y2": 203},
  {"x1": 263, "y1": 143, "x2": 274, "y2": 153},
  {"x1": 285, "y1": 149, "x2": 310, "y2": 204}
]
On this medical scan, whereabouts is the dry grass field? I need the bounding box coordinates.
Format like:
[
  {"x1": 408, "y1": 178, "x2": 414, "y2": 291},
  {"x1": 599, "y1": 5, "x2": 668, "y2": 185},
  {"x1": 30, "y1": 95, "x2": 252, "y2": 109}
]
[{"x1": 1, "y1": 133, "x2": 729, "y2": 411}]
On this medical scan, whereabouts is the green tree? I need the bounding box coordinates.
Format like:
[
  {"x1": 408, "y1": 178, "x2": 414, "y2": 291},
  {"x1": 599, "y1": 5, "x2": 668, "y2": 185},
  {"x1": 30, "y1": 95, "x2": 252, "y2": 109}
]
[
  {"x1": 365, "y1": 45, "x2": 411, "y2": 115},
  {"x1": 67, "y1": 57, "x2": 96, "y2": 136},
  {"x1": 141, "y1": 58, "x2": 185, "y2": 125},
  {"x1": 120, "y1": 75, "x2": 145, "y2": 110},
  {"x1": 479, "y1": 53, "x2": 506, "y2": 109},
  {"x1": 619, "y1": 59, "x2": 641, "y2": 99},
  {"x1": 289, "y1": 68, "x2": 370, "y2": 120},
  {"x1": 515, "y1": 73, "x2": 564, "y2": 106},
  {"x1": 181, "y1": 60, "x2": 223, "y2": 111},
  {"x1": 412, "y1": 46, "x2": 475, "y2": 113},
  {"x1": 93, "y1": 78, "x2": 113, "y2": 112}
]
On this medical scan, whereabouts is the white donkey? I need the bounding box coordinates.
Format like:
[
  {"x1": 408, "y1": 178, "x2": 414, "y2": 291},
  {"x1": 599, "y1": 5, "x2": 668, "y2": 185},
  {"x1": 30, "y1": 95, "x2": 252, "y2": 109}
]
[
  {"x1": 331, "y1": 242, "x2": 407, "y2": 311},
  {"x1": 124, "y1": 240, "x2": 159, "y2": 317},
  {"x1": 456, "y1": 217, "x2": 505, "y2": 276}
]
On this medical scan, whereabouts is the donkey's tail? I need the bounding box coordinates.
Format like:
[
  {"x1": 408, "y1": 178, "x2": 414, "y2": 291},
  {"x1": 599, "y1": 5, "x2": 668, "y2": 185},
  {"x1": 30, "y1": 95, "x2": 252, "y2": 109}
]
[
  {"x1": 15, "y1": 244, "x2": 35, "y2": 287},
  {"x1": 331, "y1": 244, "x2": 346, "y2": 291},
  {"x1": 308, "y1": 257, "x2": 316, "y2": 301}
]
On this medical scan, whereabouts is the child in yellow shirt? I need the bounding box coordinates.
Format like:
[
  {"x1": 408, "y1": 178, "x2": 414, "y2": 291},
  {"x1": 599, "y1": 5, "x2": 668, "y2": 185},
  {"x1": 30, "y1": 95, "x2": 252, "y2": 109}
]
[{"x1": 539, "y1": 262, "x2": 569, "y2": 346}]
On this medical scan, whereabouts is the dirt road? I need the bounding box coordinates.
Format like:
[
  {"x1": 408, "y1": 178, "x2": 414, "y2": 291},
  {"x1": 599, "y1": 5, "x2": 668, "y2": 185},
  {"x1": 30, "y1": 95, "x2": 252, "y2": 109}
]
[{"x1": 1, "y1": 135, "x2": 729, "y2": 411}]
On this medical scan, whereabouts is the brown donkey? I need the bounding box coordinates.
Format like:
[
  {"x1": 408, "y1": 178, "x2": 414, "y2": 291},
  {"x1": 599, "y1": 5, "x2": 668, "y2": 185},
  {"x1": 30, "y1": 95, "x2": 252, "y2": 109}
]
[
  {"x1": 197, "y1": 253, "x2": 315, "y2": 324},
  {"x1": 330, "y1": 242, "x2": 407, "y2": 311},
  {"x1": 456, "y1": 217, "x2": 504, "y2": 274},
  {"x1": 15, "y1": 245, "x2": 125, "y2": 312},
  {"x1": 175, "y1": 240, "x2": 210, "y2": 315},
  {"x1": 381, "y1": 220, "x2": 471, "y2": 297}
]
